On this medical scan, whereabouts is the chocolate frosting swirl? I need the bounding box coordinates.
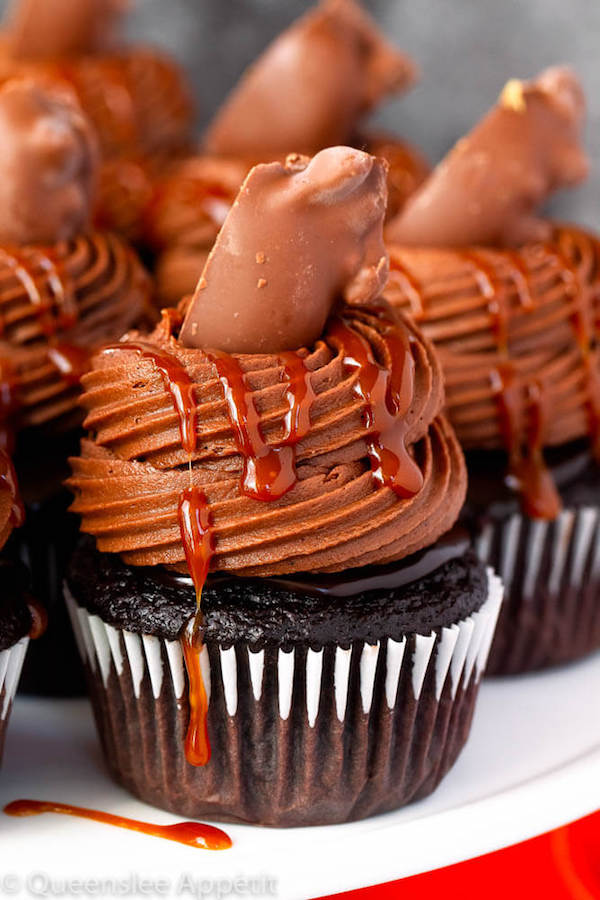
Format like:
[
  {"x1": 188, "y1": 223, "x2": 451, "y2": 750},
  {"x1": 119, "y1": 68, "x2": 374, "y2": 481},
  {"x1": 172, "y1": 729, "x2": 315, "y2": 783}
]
[
  {"x1": 68, "y1": 305, "x2": 466, "y2": 575},
  {"x1": 0, "y1": 231, "x2": 151, "y2": 432},
  {"x1": 386, "y1": 225, "x2": 600, "y2": 453}
]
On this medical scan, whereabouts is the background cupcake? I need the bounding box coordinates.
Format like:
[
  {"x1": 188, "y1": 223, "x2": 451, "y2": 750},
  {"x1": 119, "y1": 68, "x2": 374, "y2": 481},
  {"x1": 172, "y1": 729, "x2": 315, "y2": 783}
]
[
  {"x1": 0, "y1": 449, "x2": 44, "y2": 761},
  {"x1": 384, "y1": 67, "x2": 600, "y2": 674},
  {"x1": 0, "y1": 77, "x2": 152, "y2": 693},
  {"x1": 66, "y1": 147, "x2": 501, "y2": 825},
  {"x1": 143, "y1": 0, "x2": 430, "y2": 306},
  {"x1": 0, "y1": 0, "x2": 195, "y2": 242}
]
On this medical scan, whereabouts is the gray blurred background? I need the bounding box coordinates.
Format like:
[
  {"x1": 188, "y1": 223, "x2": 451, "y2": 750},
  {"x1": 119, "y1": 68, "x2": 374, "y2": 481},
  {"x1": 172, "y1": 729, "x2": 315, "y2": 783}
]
[{"x1": 6, "y1": 0, "x2": 600, "y2": 227}]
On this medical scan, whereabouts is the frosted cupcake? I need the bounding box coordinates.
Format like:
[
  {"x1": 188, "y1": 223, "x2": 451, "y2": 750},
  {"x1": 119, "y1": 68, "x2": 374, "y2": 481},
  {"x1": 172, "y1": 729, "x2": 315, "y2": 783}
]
[
  {"x1": 385, "y1": 67, "x2": 599, "y2": 673},
  {"x1": 66, "y1": 147, "x2": 501, "y2": 826},
  {"x1": 0, "y1": 78, "x2": 152, "y2": 693}
]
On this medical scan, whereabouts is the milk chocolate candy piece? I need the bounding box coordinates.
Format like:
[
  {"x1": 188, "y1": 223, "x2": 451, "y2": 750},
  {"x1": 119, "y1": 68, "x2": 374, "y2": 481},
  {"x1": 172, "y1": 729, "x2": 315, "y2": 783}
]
[
  {"x1": 180, "y1": 147, "x2": 389, "y2": 354},
  {"x1": 386, "y1": 67, "x2": 588, "y2": 248},
  {"x1": 0, "y1": 78, "x2": 98, "y2": 245},
  {"x1": 5, "y1": 0, "x2": 128, "y2": 58},
  {"x1": 204, "y1": 0, "x2": 415, "y2": 158}
]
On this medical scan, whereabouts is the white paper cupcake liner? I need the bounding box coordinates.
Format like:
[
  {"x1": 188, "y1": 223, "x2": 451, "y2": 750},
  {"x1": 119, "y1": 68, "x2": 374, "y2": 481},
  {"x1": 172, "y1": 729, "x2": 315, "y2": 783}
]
[
  {"x1": 475, "y1": 506, "x2": 600, "y2": 673},
  {"x1": 0, "y1": 636, "x2": 29, "y2": 761},
  {"x1": 65, "y1": 570, "x2": 502, "y2": 826}
]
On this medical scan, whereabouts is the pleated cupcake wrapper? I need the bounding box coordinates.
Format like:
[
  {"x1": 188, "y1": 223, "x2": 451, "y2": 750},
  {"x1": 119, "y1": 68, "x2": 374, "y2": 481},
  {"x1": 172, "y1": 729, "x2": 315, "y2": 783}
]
[
  {"x1": 475, "y1": 506, "x2": 600, "y2": 674},
  {"x1": 65, "y1": 571, "x2": 502, "y2": 826},
  {"x1": 15, "y1": 492, "x2": 84, "y2": 696},
  {"x1": 0, "y1": 637, "x2": 29, "y2": 762}
]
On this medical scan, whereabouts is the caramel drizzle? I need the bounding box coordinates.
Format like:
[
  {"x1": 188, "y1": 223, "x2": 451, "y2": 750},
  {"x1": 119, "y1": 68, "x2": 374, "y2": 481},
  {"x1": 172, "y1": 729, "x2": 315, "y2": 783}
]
[
  {"x1": 459, "y1": 250, "x2": 510, "y2": 354},
  {"x1": 550, "y1": 237, "x2": 600, "y2": 460},
  {"x1": 103, "y1": 340, "x2": 211, "y2": 768},
  {"x1": 491, "y1": 365, "x2": 560, "y2": 519},
  {"x1": 103, "y1": 341, "x2": 197, "y2": 453},
  {"x1": 204, "y1": 349, "x2": 315, "y2": 501},
  {"x1": 461, "y1": 249, "x2": 564, "y2": 519},
  {"x1": 390, "y1": 234, "x2": 600, "y2": 518},
  {"x1": 328, "y1": 310, "x2": 423, "y2": 498},
  {"x1": 102, "y1": 308, "x2": 425, "y2": 762},
  {"x1": 0, "y1": 247, "x2": 78, "y2": 336},
  {"x1": 4, "y1": 800, "x2": 231, "y2": 851},
  {"x1": 0, "y1": 247, "x2": 87, "y2": 445},
  {"x1": 178, "y1": 486, "x2": 212, "y2": 767}
]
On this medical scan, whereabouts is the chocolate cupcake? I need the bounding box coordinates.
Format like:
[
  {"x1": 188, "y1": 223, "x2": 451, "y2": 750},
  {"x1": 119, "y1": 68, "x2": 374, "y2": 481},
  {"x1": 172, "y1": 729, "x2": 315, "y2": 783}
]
[
  {"x1": 145, "y1": 0, "x2": 429, "y2": 305},
  {"x1": 65, "y1": 147, "x2": 501, "y2": 826},
  {"x1": 0, "y1": 450, "x2": 43, "y2": 760},
  {"x1": 384, "y1": 67, "x2": 600, "y2": 674},
  {"x1": 0, "y1": 78, "x2": 152, "y2": 693},
  {"x1": 0, "y1": 0, "x2": 195, "y2": 241}
]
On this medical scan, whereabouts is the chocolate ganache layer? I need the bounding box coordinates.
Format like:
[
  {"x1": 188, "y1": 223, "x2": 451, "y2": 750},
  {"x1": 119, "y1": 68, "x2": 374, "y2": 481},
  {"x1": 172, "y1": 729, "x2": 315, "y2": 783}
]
[
  {"x1": 67, "y1": 530, "x2": 487, "y2": 645},
  {"x1": 68, "y1": 302, "x2": 465, "y2": 575}
]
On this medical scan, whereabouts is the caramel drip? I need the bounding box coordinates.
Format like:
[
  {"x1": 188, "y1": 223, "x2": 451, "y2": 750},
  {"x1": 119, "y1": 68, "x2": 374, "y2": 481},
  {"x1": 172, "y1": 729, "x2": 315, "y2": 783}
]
[
  {"x1": 0, "y1": 247, "x2": 78, "y2": 336},
  {"x1": 550, "y1": 240, "x2": 600, "y2": 460},
  {"x1": 0, "y1": 247, "x2": 87, "y2": 438},
  {"x1": 388, "y1": 257, "x2": 425, "y2": 319},
  {"x1": 178, "y1": 486, "x2": 213, "y2": 768},
  {"x1": 328, "y1": 311, "x2": 423, "y2": 497},
  {"x1": 103, "y1": 342, "x2": 197, "y2": 454},
  {"x1": 0, "y1": 448, "x2": 24, "y2": 529},
  {"x1": 460, "y1": 250, "x2": 559, "y2": 518},
  {"x1": 505, "y1": 250, "x2": 536, "y2": 311},
  {"x1": 103, "y1": 341, "x2": 211, "y2": 766},
  {"x1": 205, "y1": 349, "x2": 315, "y2": 501},
  {"x1": 459, "y1": 250, "x2": 509, "y2": 354},
  {"x1": 180, "y1": 619, "x2": 211, "y2": 768},
  {"x1": 492, "y1": 366, "x2": 560, "y2": 519},
  {"x1": 4, "y1": 800, "x2": 231, "y2": 850}
]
